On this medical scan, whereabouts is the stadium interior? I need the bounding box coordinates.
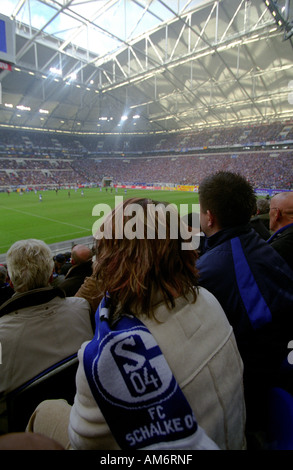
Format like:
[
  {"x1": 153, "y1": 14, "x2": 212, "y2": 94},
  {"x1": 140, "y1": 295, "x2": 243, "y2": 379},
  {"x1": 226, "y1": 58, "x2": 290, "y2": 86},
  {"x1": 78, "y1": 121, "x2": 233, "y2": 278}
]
[
  {"x1": 0, "y1": 0, "x2": 292, "y2": 192},
  {"x1": 0, "y1": 0, "x2": 293, "y2": 452}
]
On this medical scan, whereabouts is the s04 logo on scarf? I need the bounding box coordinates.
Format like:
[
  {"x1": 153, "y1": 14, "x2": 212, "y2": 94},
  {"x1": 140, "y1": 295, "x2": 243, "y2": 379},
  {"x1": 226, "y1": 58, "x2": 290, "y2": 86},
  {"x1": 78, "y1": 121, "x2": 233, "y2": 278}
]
[
  {"x1": 112, "y1": 334, "x2": 163, "y2": 397},
  {"x1": 95, "y1": 327, "x2": 176, "y2": 407}
]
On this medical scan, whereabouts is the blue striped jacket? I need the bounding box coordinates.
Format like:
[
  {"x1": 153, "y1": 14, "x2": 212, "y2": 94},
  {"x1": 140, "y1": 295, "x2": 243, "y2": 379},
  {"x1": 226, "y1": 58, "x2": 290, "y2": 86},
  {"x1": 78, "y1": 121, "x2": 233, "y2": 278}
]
[
  {"x1": 196, "y1": 224, "x2": 293, "y2": 430},
  {"x1": 197, "y1": 225, "x2": 293, "y2": 339}
]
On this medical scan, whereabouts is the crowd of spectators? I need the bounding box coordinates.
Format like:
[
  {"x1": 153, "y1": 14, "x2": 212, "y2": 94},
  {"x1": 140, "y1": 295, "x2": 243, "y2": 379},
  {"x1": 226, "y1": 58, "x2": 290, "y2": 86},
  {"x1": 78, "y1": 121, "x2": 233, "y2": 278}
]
[
  {"x1": 0, "y1": 121, "x2": 292, "y2": 190},
  {"x1": 0, "y1": 170, "x2": 293, "y2": 450},
  {"x1": 1, "y1": 179, "x2": 293, "y2": 449},
  {"x1": 0, "y1": 151, "x2": 292, "y2": 190},
  {"x1": 1, "y1": 120, "x2": 293, "y2": 154},
  {"x1": 1, "y1": 117, "x2": 293, "y2": 451}
]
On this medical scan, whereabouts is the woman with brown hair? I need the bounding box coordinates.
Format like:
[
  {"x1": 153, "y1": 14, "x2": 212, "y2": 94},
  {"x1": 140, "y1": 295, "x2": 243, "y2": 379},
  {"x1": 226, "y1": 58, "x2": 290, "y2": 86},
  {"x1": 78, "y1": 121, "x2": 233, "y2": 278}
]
[{"x1": 28, "y1": 198, "x2": 246, "y2": 450}]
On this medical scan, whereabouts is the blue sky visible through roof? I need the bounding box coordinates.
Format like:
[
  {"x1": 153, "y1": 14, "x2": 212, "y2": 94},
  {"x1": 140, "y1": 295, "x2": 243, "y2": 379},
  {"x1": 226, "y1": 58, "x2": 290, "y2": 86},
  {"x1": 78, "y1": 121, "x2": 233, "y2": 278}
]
[{"x1": 0, "y1": 0, "x2": 206, "y2": 57}]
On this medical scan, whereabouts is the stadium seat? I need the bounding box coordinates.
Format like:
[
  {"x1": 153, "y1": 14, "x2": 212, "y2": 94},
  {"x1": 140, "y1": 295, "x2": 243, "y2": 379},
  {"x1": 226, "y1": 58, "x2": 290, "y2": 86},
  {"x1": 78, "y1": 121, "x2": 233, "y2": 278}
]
[
  {"x1": 267, "y1": 387, "x2": 293, "y2": 450},
  {"x1": 0, "y1": 354, "x2": 78, "y2": 435}
]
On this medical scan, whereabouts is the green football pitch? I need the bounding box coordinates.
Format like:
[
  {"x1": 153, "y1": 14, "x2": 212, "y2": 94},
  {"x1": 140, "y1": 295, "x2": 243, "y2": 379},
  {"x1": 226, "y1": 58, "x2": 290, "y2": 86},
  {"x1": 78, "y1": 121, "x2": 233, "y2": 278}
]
[{"x1": 0, "y1": 188, "x2": 199, "y2": 255}]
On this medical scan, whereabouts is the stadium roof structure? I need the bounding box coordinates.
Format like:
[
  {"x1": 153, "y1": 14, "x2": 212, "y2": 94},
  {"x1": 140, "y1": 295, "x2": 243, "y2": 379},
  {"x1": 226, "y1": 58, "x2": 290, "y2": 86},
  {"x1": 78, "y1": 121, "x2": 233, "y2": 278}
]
[{"x1": 0, "y1": 0, "x2": 293, "y2": 136}]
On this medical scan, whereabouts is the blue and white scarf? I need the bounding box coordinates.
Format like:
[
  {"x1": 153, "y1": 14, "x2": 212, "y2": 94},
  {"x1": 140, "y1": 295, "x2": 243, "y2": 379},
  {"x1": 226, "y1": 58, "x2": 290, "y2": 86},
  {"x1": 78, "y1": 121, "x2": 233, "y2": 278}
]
[{"x1": 83, "y1": 296, "x2": 218, "y2": 450}]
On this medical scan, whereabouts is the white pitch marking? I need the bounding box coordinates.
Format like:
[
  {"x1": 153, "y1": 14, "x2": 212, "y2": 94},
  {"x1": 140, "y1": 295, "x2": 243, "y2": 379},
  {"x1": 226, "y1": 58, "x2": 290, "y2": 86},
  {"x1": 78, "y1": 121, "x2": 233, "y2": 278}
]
[{"x1": 0, "y1": 205, "x2": 90, "y2": 231}]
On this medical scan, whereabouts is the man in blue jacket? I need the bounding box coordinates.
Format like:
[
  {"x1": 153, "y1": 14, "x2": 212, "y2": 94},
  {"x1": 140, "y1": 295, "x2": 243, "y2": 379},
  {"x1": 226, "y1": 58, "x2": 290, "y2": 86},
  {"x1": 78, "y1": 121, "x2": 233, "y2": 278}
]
[{"x1": 196, "y1": 171, "x2": 293, "y2": 443}]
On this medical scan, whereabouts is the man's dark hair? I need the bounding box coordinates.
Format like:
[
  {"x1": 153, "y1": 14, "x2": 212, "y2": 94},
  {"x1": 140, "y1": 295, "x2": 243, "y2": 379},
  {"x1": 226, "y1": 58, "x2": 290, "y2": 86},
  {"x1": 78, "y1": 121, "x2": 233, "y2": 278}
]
[{"x1": 199, "y1": 171, "x2": 257, "y2": 228}]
